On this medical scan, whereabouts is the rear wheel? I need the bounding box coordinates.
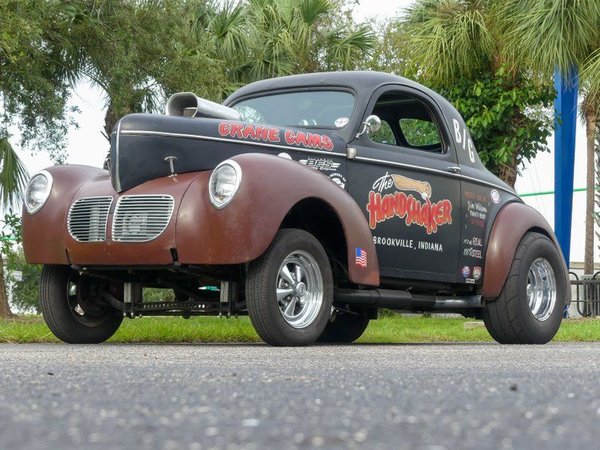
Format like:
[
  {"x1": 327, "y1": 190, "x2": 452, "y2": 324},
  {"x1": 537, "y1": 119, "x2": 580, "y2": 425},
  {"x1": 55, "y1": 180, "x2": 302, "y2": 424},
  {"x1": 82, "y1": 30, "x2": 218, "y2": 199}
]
[
  {"x1": 483, "y1": 233, "x2": 566, "y2": 344},
  {"x1": 40, "y1": 265, "x2": 123, "y2": 344},
  {"x1": 246, "y1": 229, "x2": 333, "y2": 346},
  {"x1": 317, "y1": 312, "x2": 370, "y2": 343}
]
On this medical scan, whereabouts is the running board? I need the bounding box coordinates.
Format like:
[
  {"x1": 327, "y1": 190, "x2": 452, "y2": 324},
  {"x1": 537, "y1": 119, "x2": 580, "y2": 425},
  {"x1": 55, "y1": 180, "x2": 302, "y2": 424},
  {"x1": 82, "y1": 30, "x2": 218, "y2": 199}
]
[{"x1": 334, "y1": 288, "x2": 482, "y2": 309}]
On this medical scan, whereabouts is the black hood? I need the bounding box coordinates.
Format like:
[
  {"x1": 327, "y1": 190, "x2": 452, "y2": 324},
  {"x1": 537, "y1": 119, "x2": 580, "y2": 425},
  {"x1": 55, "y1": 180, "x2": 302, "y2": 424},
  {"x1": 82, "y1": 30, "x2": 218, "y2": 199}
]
[{"x1": 110, "y1": 113, "x2": 347, "y2": 192}]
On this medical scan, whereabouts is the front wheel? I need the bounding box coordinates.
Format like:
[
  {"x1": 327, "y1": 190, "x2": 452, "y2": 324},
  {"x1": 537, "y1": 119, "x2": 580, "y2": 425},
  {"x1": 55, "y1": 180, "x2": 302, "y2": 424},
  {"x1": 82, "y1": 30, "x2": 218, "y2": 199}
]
[
  {"x1": 246, "y1": 229, "x2": 333, "y2": 346},
  {"x1": 483, "y1": 232, "x2": 567, "y2": 344},
  {"x1": 40, "y1": 265, "x2": 123, "y2": 344}
]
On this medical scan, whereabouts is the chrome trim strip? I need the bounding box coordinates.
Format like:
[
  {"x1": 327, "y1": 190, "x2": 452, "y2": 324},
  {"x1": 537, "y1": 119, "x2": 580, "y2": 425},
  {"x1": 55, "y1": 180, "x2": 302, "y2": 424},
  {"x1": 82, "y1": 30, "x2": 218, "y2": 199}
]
[
  {"x1": 119, "y1": 129, "x2": 346, "y2": 158},
  {"x1": 355, "y1": 156, "x2": 516, "y2": 195},
  {"x1": 115, "y1": 120, "x2": 122, "y2": 192},
  {"x1": 355, "y1": 155, "x2": 461, "y2": 178},
  {"x1": 458, "y1": 173, "x2": 516, "y2": 195}
]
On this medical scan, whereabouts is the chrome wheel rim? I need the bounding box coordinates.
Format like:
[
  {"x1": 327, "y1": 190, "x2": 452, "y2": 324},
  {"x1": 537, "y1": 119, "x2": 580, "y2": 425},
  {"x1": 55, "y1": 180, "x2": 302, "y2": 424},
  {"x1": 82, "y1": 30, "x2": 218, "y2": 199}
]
[
  {"x1": 527, "y1": 257, "x2": 557, "y2": 321},
  {"x1": 276, "y1": 250, "x2": 323, "y2": 329}
]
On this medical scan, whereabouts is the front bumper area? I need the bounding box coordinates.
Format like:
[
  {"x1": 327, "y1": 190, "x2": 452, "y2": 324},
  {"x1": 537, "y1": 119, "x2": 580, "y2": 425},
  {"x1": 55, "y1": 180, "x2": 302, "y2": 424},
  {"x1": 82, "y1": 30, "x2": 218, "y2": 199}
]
[{"x1": 24, "y1": 168, "x2": 201, "y2": 266}]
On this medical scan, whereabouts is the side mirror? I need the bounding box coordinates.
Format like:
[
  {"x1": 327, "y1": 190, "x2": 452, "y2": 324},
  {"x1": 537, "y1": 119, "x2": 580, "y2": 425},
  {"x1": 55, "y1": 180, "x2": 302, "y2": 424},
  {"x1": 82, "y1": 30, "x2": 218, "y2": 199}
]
[{"x1": 356, "y1": 114, "x2": 382, "y2": 139}]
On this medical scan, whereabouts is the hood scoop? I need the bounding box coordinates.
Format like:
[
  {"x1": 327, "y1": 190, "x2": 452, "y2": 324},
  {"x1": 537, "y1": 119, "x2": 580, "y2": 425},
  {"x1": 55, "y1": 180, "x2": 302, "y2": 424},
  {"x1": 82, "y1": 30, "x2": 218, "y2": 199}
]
[{"x1": 166, "y1": 92, "x2": 241, "y2": 120}]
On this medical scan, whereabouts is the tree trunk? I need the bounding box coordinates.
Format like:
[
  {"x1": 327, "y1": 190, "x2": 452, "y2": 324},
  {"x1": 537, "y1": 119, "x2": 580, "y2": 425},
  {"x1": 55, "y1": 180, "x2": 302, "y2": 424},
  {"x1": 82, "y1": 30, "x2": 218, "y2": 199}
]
[
  {"x1": 585, "y1": 111, "x2": 597, "y2": 274},
  {"x1": 104, "y1": 103, "x2": 118, "y2": 141},
  {"x1": 498, "y1": 144, "x2": 520, "y2": 188},
  {"x1": 0, "y1": 256, "x2": 14, "y2": 318}
]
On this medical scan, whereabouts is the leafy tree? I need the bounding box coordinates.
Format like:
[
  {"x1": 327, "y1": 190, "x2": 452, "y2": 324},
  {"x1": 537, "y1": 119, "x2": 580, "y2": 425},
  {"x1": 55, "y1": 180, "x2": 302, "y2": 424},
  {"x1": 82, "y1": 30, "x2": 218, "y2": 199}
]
[
  {"x1": 0, "y1": 0, "x2": 80, "y2": 317},
  {"x1": 498, "y1": 0, "x2": 600, "y2": 272},
  {"x1": 391, "y1": 0, "x2": 555, "y2": 187},
  {"x1": 0, "y1": 213, "x2": 25, "y2": 317},
  {"x1": 63, "y1": 0, "x2": 228, "y2": 137},
  {"x1": 0, "y1": 0, "x2": 78, "y2": 163},
  {"x1": 437, "y1": 69, "x2": 554, "y2": 181},
  {"x1": 6, "y1": 249, "x2": 41, "y2": 314}
]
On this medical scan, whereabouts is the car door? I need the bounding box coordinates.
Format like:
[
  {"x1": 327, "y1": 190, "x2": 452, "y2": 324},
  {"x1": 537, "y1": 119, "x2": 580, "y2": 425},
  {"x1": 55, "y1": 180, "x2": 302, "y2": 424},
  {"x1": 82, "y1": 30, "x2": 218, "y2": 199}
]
[{"x1": 347, "y1": 85, "x2": 462, "y2": 283}]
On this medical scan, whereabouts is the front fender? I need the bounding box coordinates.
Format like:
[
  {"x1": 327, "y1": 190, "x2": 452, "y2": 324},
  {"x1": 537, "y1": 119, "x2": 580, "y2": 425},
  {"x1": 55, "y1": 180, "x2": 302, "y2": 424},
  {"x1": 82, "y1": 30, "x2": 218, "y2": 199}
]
[
  {"x1": 176, "y1": 153, "x2": 379, "y2": 286},
  {"x1": 481, "y1": 202, "x2": 570, "y2": 302},
  {"x1": 23, "y1": 165, "x2": 109, "y2": 264}
]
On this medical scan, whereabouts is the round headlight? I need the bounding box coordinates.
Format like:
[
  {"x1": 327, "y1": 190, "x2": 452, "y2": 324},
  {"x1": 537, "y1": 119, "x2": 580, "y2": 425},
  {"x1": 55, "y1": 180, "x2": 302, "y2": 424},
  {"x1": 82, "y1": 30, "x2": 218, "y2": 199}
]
[
  {"x1": 209, "y1": 160, "x2": 242, "y2": 209},
  {"x1": 25, "y1": 170, "x2": 53, "y2": 214}
]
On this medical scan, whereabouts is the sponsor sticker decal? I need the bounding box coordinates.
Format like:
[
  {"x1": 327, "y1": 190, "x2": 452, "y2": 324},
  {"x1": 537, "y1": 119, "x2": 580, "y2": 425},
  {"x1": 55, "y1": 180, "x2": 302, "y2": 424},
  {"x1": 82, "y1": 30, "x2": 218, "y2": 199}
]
[
  {"x1": 335, "y1": 117, "x2": 350, "y2": 128},
  {"x1": 473, "y1": 266, "x2": 482, "y2": 280},
  {"x1": 461, "y1": 265, "x2": 470, "y2": 278},
  {"x1": 463, "y1": 247, "x2": 483, "y2": 259},
  {"x1": 490, "y1": 189, "x2": 501, "y2": 204},
  {"x1": 329, "y1": 173, "x2": 346, "y2": 189},
  {"x1": 355, "y1": 248, "x2": 367, "y2": 268},
  {"x1": 299, "y1": 157, "x2": 341, "y2": 172},
  {"x1": 366, "y1": 172, "x2": 453, "y2": 234}
]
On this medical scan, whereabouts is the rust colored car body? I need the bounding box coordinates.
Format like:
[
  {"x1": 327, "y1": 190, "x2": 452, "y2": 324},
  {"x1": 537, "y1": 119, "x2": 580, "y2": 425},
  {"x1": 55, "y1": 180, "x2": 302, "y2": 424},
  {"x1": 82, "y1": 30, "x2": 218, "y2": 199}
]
[{"x1": 23, "y1": 71, "x2": 570, "y2": 346}]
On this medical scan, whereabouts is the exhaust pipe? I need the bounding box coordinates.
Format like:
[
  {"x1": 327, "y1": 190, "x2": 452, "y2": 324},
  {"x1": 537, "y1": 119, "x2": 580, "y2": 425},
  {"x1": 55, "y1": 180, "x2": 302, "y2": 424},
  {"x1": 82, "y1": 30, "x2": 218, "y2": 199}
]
[
  {"x1": 334, "y1": 288, "x2": 482, "y2": 310},
  {"x1": 166, "y1": 92, "x2": 241, "y2": 120}
]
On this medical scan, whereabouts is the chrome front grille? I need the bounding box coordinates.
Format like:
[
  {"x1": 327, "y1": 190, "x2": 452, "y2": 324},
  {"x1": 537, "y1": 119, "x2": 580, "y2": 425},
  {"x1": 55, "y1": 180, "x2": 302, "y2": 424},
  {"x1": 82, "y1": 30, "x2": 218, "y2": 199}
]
[
  {"x1": 67, "y1": 196, "x2": 113, "y2": 242},
  {"x1": 112, "y1": 195, "x2": 174, "y2": 242}
]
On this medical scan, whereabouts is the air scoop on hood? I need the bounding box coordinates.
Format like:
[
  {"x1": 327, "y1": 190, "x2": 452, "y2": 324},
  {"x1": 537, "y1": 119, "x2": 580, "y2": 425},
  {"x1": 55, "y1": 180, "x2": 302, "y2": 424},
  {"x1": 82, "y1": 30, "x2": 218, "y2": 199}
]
[
  {"x1": 109, "y1": 113, "x2": 347, "y2": 193},
  {"x1": 166, "y1": 92, "x2": 241, "y2": 120}
]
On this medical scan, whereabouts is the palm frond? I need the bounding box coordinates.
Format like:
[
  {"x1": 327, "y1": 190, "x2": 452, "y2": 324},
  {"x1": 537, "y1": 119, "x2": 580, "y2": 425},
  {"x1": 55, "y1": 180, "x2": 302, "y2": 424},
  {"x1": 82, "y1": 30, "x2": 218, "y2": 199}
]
[
  {"x1": 297, "y1": 0, "x2": 331, "y2": 25},
  {"x1": 498, "y1": 0, "x2": 600, "y2": 76},
  {"x1": 324, "y1": 25, "x2": 376, "y2": 70},
  {"x1": 581, "y1": 49, "x2": 600, "y2": 105},
  {"x1": 402, "y1": 0, "x2": 494, "y2": 83},
  {"x1": 0, "y1": 138, "x2": 29, "y2": 210}
]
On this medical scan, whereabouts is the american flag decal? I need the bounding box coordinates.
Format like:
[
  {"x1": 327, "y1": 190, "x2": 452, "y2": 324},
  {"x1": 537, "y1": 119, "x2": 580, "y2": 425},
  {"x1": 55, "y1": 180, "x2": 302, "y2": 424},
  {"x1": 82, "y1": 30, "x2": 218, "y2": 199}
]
[{"x1": 355, "y1": 248, "x2": 367, "y2": 268}]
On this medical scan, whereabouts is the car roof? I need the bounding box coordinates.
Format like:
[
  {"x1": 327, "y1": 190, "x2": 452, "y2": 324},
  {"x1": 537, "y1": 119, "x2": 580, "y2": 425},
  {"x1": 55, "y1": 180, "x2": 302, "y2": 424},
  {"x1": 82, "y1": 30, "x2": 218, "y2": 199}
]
[{"x1": 224, "y1": 71, "x2": 444, "y2": 104}]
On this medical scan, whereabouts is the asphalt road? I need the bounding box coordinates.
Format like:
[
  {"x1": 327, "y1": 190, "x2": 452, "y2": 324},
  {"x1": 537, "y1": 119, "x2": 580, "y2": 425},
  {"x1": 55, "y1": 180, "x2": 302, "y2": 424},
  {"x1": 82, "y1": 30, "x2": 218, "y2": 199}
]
[{"x1": 1, "y1": 343, "x2": 600, "y2": 450}]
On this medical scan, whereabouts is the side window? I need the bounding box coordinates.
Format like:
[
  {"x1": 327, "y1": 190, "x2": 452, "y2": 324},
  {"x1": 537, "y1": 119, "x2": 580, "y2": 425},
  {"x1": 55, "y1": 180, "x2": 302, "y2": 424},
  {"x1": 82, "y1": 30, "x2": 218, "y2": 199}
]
[
  {"x1": 399, "y1": 118, "x2": 440, "y2": 147},
  {"x1": 370, "y1": 120, "x2": 396, "y2": 145},
  {"x1": 369, "y1": 91, "x2": 444, "y2": 154}
]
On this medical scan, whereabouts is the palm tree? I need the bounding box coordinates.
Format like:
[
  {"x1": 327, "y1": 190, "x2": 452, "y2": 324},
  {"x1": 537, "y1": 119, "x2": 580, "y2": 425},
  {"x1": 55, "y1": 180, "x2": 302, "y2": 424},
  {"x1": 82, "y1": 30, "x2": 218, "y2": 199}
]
[
  {"x1": 201, "y1": 0, "x2": 375, "y2": 89},
  {"x1": 0, "y1": 138, "x2": 29, "y2": 318},
  {"x1": 400, "y1": 0, "x2": 554, "y2": 187},
  {"x1": 498, "y1": 0, "x2": 600, "y2": 273},
  {"x1": 580, "y1": 91, "x2": 600, "y2": 274}
]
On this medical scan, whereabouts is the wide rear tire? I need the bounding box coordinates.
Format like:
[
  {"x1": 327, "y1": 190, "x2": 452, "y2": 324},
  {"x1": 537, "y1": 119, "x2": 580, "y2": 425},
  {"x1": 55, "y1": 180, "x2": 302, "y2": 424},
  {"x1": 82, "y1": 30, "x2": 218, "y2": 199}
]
[
  {"x1": 483, "y1": 233, "x2": 566, "y2": 344},
  {"x1": 246, "y1": 229, "x2": 333, "y2": 346}
]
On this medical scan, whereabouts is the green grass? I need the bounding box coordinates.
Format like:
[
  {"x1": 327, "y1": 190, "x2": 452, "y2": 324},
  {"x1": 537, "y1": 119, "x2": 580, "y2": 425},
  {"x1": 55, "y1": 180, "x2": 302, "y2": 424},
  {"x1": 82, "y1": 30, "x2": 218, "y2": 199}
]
[{"x1": 2, "y1": 315, "x2": 600, "y2": 344}]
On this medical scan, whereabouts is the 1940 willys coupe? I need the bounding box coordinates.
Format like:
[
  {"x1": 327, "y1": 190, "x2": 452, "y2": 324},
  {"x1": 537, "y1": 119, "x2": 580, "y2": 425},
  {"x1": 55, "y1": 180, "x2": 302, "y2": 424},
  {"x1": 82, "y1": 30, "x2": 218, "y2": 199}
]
[{"x1": 23, "y1": 71, "x2": 570, "y2": 346}]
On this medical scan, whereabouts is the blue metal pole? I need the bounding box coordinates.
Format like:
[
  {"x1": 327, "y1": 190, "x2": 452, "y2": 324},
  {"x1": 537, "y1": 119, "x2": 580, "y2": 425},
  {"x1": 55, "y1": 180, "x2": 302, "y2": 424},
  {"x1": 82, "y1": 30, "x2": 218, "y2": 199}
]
[{"x1": 553, "y1": 68, "x2": 578, "y2": 267}]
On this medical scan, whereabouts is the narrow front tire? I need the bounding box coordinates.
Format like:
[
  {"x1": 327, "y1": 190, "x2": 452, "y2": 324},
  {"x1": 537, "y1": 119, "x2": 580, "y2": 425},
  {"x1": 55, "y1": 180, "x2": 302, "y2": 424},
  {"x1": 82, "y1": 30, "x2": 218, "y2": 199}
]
[
  {"x1": 40, "y1": 265, "x2": 123, "y2": 344},
  {"x1": 246, "y1": 229, "x2": 333, "y2": 346}
]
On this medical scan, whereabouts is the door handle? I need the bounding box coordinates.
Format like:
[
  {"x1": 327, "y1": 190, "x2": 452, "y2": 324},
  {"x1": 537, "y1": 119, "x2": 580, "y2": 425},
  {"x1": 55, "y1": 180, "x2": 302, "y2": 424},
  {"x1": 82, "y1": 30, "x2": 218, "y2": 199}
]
[{"x1": 446, "y1": 166, "x2": 461, "y2": 174}]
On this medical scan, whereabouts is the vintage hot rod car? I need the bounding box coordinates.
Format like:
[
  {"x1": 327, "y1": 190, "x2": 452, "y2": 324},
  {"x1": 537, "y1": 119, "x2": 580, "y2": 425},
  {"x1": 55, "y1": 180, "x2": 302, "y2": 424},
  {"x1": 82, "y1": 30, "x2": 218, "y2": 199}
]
[{"x1": 23, "y1": 71, "x2": 570, "y2": 346}]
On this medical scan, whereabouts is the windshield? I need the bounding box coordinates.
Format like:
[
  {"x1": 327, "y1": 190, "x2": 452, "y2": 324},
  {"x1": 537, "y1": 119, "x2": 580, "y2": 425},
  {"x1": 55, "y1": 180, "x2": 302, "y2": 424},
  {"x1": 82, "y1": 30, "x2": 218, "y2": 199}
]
[{"x1": 231, "y1": 90, "x2": 355, "y2": 129}]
